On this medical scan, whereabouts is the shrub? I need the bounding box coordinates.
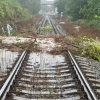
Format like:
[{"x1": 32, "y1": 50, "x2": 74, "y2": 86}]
[
  {"x1": 40, "y1": 25, "x2": 52, "y2": 34},
  {"x1": 76, "y1": 19, "x2": 86, "y2": 25},
  {"x1": 80, "y1": 36, "x2": 100, "y2": 61},
  {"x1": 88, "y1": 20, "x2": 100, "y2": 28},
  {"x1": 15, "y1": 42, "x2": 24, "y2": 47},
  {"x1": 0, "y1": 39, "x2": 2, "y2": 43}
]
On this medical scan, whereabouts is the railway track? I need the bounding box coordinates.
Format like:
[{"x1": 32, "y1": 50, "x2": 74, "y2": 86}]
[
  {"x1": 0, "y1": 50, "x2": 99, "y2": 100},
  {"x1": 0, "y1": 15, "x2": 100, "y2": 100},
  {"x1": 0, "y1": 51, "x2": 100, "y2": 100},
  {"x1": 37, "y1": 15, "x2": 66, "y2": 35}
]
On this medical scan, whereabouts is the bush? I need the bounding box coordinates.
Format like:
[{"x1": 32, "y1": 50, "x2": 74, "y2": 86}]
[
  {"x1": 15, "y1": 42, "x2": 24, "y2": 47},
  {"x1": 0, "y1": 39, "x2": 2, "y2": 43},
  {"x1": 76, "y1": 19, "x2": 86, "y2": 25},
  {"x1": 40, "y1": 25, "x2": 52, "y2": 34},
  {"x1": 88, "y1": 20, "x2": 100, "y2": 28},
  {"x1": 80, "y1": 36, "x2": 100, "y2": 61},
  {"x1": 66, "y1": 16, "x2": 73, "y2": 21}
]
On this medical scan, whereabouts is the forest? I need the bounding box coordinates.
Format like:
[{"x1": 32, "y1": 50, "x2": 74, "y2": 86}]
[
  {"x1": 0, "y1": 0, "x2": 41, "y2": 24},
  {"x1": 55, "y1": 0, "x2": 100, "y2": 28}
]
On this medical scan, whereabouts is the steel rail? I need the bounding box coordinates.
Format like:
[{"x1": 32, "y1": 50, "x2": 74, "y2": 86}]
[
  {"x1": 37, "y1": 15, "x2": 47, "y2": 33},
  {"x1": 48, "y1": 16, "x2": 59, "y2": 34},
  {"x1": 37, "y1": 18, "x2": 45, "y2": 32},
  {"x1": 46, "y1": 15, "x2": 52, "y2": 25},
  {"x1": 37, "y1": 15, "x2": 65, "y2": 35},
  {"x1": 68, "y1": 50, "x2": 98, "y2": 100},
  {"x1": 48, "y1": 15, "x2": 66, "y2": 35},
  {"x1": 0, "y1": 50, "x2": 27, "y2": 100}
]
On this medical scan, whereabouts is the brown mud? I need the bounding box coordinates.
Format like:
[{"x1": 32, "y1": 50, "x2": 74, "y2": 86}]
[
  {"x1": 0, "y1": 15, "x2": 100, "y2": 54},
  {"x1": 62, "y1": 22, "x2": 100, "y2": 39}
]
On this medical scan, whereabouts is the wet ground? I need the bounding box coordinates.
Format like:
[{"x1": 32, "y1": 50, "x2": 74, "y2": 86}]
[
  {"x1": 61, "y1": 22, "x2": 100, "y2": 39},
  {"x1": 0, "y1": 15, "x2": 100, "y2": 100},
  {"x1": 0, "y1": 49, "x2": 19, "y2": 72},
  {"x1": 0, "y1": 49, "x2": 19, "y2": 88},
  {"x1": 11, "y1": 52, "x2": 81, "y2": 100}
]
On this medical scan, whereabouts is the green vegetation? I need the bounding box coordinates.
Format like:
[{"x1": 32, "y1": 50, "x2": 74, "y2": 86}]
[
  {"x1": 54, "y1": 0, "x2": 67, "y2": 16},
  {"x1": 55, "y1": 0, "x2": 100, "y2": 61},
  {"x1": 0, "y1": 39, "x2": 2, "y2": 43},
  {"x1": 55, "y1": 0, "x2": 100, "y2": 27},
  {"x1": 15, "y1": 41, "x2": 24, "y2": 47},
  {"x1": 40, "y1": 25, "x2": 52, "y2": 34},
  {"x1": 0, "y1": 0, "x2": 31, "y2": 23},
  {"x1": 0, "y1": 0, "x2": 41, "y2": 24},
  {"x1": 11, "y1": 33, "x2": 17, "y2": 36},
  {"x1": 74, "y1": 36, "x2": 100, "y2": 61},
  {"x1": 16, "y1": 36, "x2": 20, "y2": 41}
]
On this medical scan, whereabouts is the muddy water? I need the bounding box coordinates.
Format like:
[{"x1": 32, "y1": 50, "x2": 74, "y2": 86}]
[
  {"x1": 6, "y1": 37, "x2": 83, "y2": 100},
  {"x1": 12, "y1": 52, "x2": 80, "y2": 100},
  {"x1": 13, "y1": 52, "x2": 67, "y2": 100},
  {"x1": 29, "y1": 52, "x2": 65, "y2": 68},
  {"x1": 0, "y1": 49, "x2": 18, "y2": 81}
]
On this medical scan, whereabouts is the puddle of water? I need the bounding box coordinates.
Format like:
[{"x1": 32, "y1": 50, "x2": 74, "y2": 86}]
[
  {"x1": 28, "y1": 52, "x2": 65, "y2": 69},
  {"x1": 13, "y1": 96, "x2": 80, "y2": 100},
  {"x1": 0, "y1": 49, "x2": 19, "y2": 73},
  {"x1": 12, "y1": 52, "x2": 82, "y2": 100}
]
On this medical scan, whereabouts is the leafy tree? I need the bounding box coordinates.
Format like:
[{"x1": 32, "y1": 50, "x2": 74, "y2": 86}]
[
  {"x1": 65, "y1": 0, "x2": 87, "y2": 20},
  {"x1": 55, "y1": 0, "x2": 100, "y2": 21},
  {"x1": 80, "y1": 0, "x2": 100, "y2": 20},
  {"x1": 0, "y1": 0, "x2": 31, "y2": 23},
  {"x1": 54, "y1": 0, "x2": 67, "y2": 15}
]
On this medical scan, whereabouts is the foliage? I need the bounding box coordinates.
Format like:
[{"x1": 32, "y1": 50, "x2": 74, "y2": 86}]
[
  {"x1": 11, "y1": 33, "x2": 17, "y2": 36},
  {"x1": 0, "y1": 39, "x2": 2, "y2": 43},
  {"x1": 87, "y1": 20, "x2": 100, "y2": 28},
  {"x1": 80, "y1": 0, "x2": 100, "y2": 20},
  {"x1": 76, "y1": 19, "x2": 87, "y2": 25},
  {"x1": 75, "y1": 19, "x2": 100, "y2": 29},
  {"x1": 78, "y1": 36, "x2": 100, "y2": 61},
  {"x1": 17, "y1": 0, "x2": 41, "y2": 14},
  {"x1": 55, "y1": 0, "x2": 100, "y2": 22},
  {"x1": 54, "y1": 0, "x2": 67, "y2": 15},
  {"x1": 15, "y1": 41, "x2": 24, "y2": 47},
  {"x1": 65, "y1": 0, "x2": 87, "y2": 20},
  {"x1": 40, "y1": 25, "x2": 52, "y2": 34},
  {"x1": 66, "y1": 16, "x2": 73, "y2": 21},
  {"x1": 0, "y1": 0, "x2": 31, "y2": 23},
  {"x1": 16, "y1": 36, "x2": 20, "y2": 41},
  {"x1": 82, "y1": 44, "x2": 100, "y2": 61}
]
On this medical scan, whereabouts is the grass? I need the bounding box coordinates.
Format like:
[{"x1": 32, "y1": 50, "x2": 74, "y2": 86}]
[
  {"x1": 61, "y1": 20, "x2": 100, "y2": 61},
  {"x1": 40, "y1": 25, "x2": 52, "y2": 35},
  {"x1": 0, "y1": 39, "x2": 2, "y2": 43},
  {"x1": 15, "y1": 42, "x2": 24, "y2": 47},
  {"x1": 74, "y1": 36, "x2": 100, "y2": 61}
]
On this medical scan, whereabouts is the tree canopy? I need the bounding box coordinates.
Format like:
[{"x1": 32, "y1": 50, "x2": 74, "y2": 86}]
[
  {"x1": 54, "y1": 0, "x2": 100, "y2": 20},
  {"x1": 0, "y1": 0, "x2": 31, "y2": 22},
  {"x1": 54, "y1": 0, "x2": 67, "y2": 15},
  {"x1": 0, "y1": 0, "x2": 41, "y2": 24}
]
